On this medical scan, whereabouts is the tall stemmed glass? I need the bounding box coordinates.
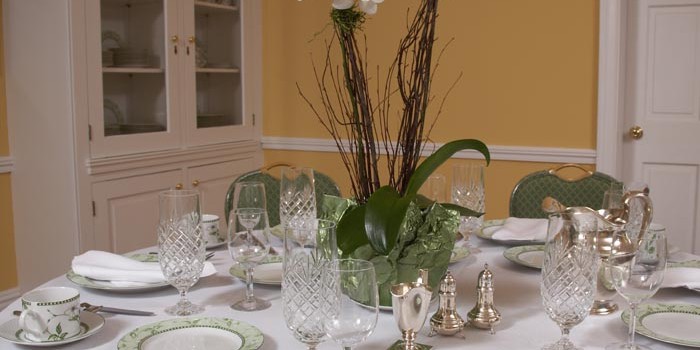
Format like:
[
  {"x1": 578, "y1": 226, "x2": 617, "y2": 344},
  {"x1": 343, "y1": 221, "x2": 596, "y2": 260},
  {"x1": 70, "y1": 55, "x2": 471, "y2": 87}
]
[
  {"x1": 228, "y1": 181, "x2": 270, "y2": 311},
  {"x1": 452, "y1": 163, "x2": 485, "y2": 242},
  {"x1": 322, "y1": 259, "x2": 379, "y2": 350},
  {"x1": 157, "y1": 189, "x2": 206, "y2": 316},
  {"x1": 229, "y1": 208, "x2": 271, "y2": 311},
  {"x1": 282, "y1": 219, "x2": 337, "y2": 349},
  {"x1": 606, "y1": 230, "x2": 667, "y2": 350},
  {"x1": 280, "y1": 167, "x2": 316, "y2": 229},
  {"x1": 541, "y1": 211, "x2": 598, "y2": 350}
]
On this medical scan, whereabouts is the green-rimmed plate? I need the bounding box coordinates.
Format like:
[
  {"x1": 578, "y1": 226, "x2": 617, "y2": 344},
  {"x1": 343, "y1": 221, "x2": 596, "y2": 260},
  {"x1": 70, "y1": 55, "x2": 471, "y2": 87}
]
[
  {"x1": 66, "y1": 254, "x2": 169, "y2": 292},
  {"x1": 503, "y1": 245, "x2": 544, "y2": 269},
  {"x1": 229, "y1": 255, "x2": 283, "y2": 285},
  {"x1": 450, "y1": 245, "x2": 471, "y2": 264},
  {"x1": 0, "y1": 311, "x2": 104, "y2": 347},
  {"x1": 117, "y1": 317, "x2": 264, "y2": 350},
  {"x1": 669, "y1": 260, "x2": 700, "y2": 268},
  {"x1": 622, "y1": 303, "x2": 700, "y2": 347},
  {"x1": 666, "y1": 260, "x2": 700, "y2": 292},
  {"x1": 476, "y1": 219, "x2": 545, "y2": 246}
]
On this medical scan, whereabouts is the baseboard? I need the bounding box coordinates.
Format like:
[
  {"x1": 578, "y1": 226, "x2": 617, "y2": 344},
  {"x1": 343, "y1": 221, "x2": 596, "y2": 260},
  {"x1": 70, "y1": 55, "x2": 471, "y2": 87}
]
[
  {"x1": 262, "y1": 137, "x2": 596, "y2": 164},
  {"x1": 0, "y1": 287, "x2": 20, "y2": 311},
  {"x1": 0, "y1": 156, "x2": 13, "y2": 174}
]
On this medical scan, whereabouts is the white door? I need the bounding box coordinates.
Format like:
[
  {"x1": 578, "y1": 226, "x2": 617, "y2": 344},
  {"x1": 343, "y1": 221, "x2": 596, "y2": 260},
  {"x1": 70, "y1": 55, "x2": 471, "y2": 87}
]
[{"x1": 623, "y1": 0, "x2": 700, "y2": 253}]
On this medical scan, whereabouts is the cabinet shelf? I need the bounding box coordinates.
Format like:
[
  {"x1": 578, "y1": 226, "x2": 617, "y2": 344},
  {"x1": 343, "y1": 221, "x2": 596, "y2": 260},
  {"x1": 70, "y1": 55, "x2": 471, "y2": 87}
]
[
  {"x1": 196, "y1": 67, "x2": 241, "y2": 74},
  {"x1": 103, "y1": 67, "x2": 164, "y2": 74},
  {"x1": 194, "y1": 1, "x2": 238, "y2": 13}
]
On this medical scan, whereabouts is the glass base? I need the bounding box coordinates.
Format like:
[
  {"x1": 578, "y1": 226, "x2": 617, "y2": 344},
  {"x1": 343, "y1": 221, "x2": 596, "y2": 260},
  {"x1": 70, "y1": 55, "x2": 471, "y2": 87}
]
[
  {"x1": 231, "y1": 297, "x2": 271, "y2": 311},
  {"x1": 543, "y1": 337, "x2": 581, "y2": 350},
  {"x1": 605, "y1": 342, "x2": 653, "y2": 350},
  {"x1": 165, "y1": 299, "x2": 204, "y2": 316}
]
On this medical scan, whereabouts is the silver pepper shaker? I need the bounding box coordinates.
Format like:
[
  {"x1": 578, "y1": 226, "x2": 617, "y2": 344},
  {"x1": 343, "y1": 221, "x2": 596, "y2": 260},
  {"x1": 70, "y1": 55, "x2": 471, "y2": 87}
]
[
  {"x1": 429, "y1": 270, "x2": 465, "y2": 337},
  {"x1": 467, "y1": 263, "x2": 501, "y2": 334}
]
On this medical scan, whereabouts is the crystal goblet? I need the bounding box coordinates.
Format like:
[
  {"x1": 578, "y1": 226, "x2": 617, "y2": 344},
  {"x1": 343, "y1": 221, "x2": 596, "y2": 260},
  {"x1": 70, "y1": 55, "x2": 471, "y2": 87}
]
[{"x1": 228, "y1": 208, "x2": 271, "y2": 311}]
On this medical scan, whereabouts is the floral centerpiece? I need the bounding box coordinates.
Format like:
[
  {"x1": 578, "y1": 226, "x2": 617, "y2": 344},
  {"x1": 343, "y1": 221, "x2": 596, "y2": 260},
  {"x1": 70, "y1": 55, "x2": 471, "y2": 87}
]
[{"x1": 301, "y1": 0, "x2": 490, "y2": 306}]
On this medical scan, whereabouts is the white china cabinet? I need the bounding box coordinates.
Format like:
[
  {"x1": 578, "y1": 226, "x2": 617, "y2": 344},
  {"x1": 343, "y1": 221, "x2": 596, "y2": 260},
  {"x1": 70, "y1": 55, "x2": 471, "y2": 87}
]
[{"x1": 4, "y1": 0, "x2": 262, "y2": 290}]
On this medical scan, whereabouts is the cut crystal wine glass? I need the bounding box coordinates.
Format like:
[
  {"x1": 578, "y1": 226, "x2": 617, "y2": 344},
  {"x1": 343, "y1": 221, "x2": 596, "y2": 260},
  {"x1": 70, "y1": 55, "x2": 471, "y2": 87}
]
[
  {"x1": 541, "y1": 211, "x2": 598, "y2": 350},
  {"x1": 228, "y1": 208, "x2": 271, "y2": 311},
  {"x1": 451, "y1": 163, "x2": 485, "y2": 242},
  {"x1": 322, "y1": 259, "x2": 379, "y2": 350},
  {"x1": 606, "y1": 230, "x2": 667, "y2": 350},
  {"x1": 157, "y1": 189, "x2": 206, "y2": 316},
  {"x1": 282, "y1": 219, "x2": 337, "y2": 349},
  {"x1": 280, "y1": 167, "x2": 316, "y2": 229}
]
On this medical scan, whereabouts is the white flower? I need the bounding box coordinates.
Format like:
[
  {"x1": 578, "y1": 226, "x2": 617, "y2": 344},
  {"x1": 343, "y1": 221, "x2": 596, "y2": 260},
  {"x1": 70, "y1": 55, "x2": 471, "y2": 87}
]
[{"x1": 332, "y1": 0, "x2": 384, "y2": 14}]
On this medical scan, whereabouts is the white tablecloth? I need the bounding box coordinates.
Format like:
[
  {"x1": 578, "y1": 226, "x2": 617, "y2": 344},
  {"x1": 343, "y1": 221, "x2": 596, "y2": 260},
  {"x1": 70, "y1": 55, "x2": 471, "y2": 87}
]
[{"x1": 1, "y1": 236, "x2": 698, "y2": 349}]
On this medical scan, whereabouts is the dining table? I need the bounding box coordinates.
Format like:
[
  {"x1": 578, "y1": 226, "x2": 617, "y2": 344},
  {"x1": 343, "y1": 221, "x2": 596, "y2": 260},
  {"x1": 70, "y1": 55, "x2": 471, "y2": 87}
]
[{"x1": 0, "y1": 233, "x2": 698, "y2": 350}]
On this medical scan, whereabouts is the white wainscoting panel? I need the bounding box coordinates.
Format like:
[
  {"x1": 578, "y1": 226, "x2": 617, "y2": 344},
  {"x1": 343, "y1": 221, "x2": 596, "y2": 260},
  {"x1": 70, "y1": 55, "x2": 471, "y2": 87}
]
[{"x1": 262, "y1": 137, "x2": 597, "y2": 164}]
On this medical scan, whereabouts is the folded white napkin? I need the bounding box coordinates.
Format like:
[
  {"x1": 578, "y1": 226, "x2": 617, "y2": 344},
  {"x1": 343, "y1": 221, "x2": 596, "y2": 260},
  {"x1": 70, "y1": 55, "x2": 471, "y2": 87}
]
[
  {"x1": 72, "y1": 250, "x2": 217, "y2": 286},
  {"x1": 491, "y1": 217, "x2": 548, "y2": 241},
  {"x1": 662, "y1": 266, "x2": 700, "y2": 290}
]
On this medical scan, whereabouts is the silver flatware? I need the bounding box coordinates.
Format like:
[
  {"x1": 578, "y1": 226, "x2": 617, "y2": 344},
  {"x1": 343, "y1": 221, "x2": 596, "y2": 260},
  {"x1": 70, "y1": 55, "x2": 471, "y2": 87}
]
[{"x1": 80, "y1": 302, "x2": 155, "y2": 316}]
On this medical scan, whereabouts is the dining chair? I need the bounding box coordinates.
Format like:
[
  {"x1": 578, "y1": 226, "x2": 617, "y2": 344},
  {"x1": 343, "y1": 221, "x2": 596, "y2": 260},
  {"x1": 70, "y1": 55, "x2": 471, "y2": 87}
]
[
  {"x1": 224, "y1": 163, "x2": 342, "y2": 226},
  {"x1": 509, "y1": 163, "x2": 622, "y2": 218}
]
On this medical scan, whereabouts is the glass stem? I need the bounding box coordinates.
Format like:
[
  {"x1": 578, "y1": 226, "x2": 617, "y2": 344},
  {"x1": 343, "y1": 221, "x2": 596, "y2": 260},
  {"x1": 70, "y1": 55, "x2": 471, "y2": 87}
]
[
  {"x1": 560, "y1": 326, "x2": 570, "y2": 340},
  {"x1": 627, "y1": 303, "x2": 638, "y2": 347},
  {"x1": 245, "y1": 266, "x2": 255, "y2": 302}
]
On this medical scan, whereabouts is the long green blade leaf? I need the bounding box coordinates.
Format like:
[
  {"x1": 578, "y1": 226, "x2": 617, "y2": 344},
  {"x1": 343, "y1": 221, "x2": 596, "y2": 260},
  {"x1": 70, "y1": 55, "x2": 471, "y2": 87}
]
[
  {"x1": 405, "y1": 139, "x2": 490, "y2": 197},
  {"x1": 364, "y1": 186, "x2": 411, "y2": 254}
]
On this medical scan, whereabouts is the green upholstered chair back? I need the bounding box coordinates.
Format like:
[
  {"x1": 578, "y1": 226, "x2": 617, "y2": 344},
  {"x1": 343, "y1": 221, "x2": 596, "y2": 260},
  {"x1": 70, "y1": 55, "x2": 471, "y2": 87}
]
[
  {"x1": 224, "y1": 163, "x2": 341, "y2": 227},
  {"x1": 509, "y1": 164, "x2": 622, "y2": 218}
]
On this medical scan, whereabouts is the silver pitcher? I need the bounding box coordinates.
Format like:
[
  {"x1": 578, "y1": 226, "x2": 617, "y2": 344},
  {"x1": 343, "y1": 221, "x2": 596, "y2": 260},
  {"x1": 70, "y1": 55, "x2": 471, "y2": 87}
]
[
  {"x1": 389, "y1": 269, "x2": 433, "y2": 350},
  {"x1": 543, "y1": 190, "x2": 653, "y2": 315}
]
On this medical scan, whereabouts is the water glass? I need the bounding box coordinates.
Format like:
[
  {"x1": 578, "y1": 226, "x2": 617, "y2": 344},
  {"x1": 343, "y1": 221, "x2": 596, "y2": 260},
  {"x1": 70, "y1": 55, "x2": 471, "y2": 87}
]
[
  {"x1": 419, "y1": 173, "x2": 447, "y2": 203},
  {"x1": 228, "y1": 208, "x2": 271, "y2": 311},
  {"x1": 157, "y1": 189, "x2": 205, "y2": 316},
  {"x1": 606, "y1": 230, "x2": 667, "y2": 350},
  {"x1": 541, "y1": 212, "x2": 598, "y2": 350},
  {"x1": 322, "y1": 259, "x2": 379, "y2": 350},
  {"x1": 282, "y1": 219, "x2": 337, "y2": 349},
  {"x1": 280, "y1": 167, "x2": 316, "y2": 229},
  {"x1": 452, "y1": 163, "x2": 485, "y2": 240}
]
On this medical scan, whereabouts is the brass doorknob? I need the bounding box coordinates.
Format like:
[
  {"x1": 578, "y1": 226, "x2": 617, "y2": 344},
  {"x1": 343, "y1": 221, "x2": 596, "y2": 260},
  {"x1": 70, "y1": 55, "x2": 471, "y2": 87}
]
[
  {"x1": 629, "y1": 125, "x2": 644, "y2": 140},
  {"x1": 175, "y1": 183, "x2": 183, "y2": 190},
  {"x1": 192, "y1": 179, "x2": 200, "y2": 187}
]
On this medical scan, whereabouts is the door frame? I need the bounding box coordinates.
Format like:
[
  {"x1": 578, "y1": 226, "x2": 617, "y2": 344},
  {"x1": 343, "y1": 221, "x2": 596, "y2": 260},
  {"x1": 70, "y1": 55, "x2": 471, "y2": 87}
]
[{"x1": 596, "y1": 0, "x2": 628, "y2": 178}]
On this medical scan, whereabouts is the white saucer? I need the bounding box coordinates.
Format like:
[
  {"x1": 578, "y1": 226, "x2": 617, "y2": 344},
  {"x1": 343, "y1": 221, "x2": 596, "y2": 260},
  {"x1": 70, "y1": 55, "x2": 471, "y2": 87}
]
[{"x1": 0, "y1": 311, "x2": 104, "y2": 347}]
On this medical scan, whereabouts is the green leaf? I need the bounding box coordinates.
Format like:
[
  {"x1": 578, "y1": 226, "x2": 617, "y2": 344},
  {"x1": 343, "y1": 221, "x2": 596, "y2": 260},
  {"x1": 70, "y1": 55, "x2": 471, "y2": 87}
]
[
  {"x1": 441, "y1": 202, "x2": 484, "y2": 217},
  {"x1": 336, "y1": 205, "x2": 369, "y2": 257},
  {"x1": 405, "y1": 139, "x2": 490, "y2": 197},
  {"x1": 364, "y1": 186, "x2": 412, "y2": 254}
]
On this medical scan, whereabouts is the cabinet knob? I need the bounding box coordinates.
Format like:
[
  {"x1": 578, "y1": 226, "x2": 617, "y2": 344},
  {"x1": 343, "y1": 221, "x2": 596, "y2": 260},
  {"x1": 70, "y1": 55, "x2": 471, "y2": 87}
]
[
  {"x1": 192, "y1": 179, "x2": 200, "y2": 187},
  {"x1": 175, "y1": 183, "x2": 183, "y2": 190},
  {"x1": 171, "y1": 35, "x2": 179, "y2": 43},
  {"x1": 629, "y1": 125, "x2": 644, "y2": 140},
  {"x1": 188, "y1": 36, "x2": 196, "y2": 44}
]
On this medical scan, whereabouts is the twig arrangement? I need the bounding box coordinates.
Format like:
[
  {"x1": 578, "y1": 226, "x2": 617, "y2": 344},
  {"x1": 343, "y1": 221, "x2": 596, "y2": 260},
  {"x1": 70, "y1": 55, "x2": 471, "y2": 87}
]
[{"x1": 298, "y1": 0, "x2": 446, "y2": 204}]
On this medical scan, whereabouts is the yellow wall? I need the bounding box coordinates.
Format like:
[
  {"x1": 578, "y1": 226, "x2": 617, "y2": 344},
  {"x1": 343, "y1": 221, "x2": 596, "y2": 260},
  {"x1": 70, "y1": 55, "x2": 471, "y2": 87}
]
[
  {"x1": 262, "y1": 0, "x2": 599, "y2": 218},
  {"x1": 0, "y1": 3, "x2": 18, "y2": 291}
]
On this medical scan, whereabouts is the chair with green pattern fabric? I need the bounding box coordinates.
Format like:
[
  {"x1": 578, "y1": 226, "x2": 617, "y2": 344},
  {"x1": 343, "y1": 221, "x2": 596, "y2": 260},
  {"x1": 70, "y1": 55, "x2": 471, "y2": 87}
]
[
  {"x1": 509, "y1": 164, "x2": 623, "y2": 218},
  {"x1": 224, "y1": 163, "x2": 342, "y2": 227}
]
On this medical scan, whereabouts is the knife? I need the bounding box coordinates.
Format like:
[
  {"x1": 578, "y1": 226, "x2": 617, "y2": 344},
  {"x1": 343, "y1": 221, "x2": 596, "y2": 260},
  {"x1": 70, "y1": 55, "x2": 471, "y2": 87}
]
[{"x1": 80, "y1": 302, "x2": 155, "y2": 316}]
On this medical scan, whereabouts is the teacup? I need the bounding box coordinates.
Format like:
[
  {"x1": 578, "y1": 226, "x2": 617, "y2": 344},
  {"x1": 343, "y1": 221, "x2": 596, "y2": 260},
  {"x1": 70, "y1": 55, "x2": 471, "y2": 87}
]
[
  {"x1": 18, "y1": 287, "x2": 81, "y2": 342},
  {"x1": 201, "y1": 214, "x2": 223, "y2": 246}
]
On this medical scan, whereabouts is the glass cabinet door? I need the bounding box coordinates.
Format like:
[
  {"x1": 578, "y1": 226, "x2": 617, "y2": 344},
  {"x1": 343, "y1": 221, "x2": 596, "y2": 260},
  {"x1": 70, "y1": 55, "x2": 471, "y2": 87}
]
[
  {"x1": 88, "y1": 0, "x2": 181, "y2": 157},
  {"x1": 184, "y1": 0, "x2": 254, "y2": 146}
]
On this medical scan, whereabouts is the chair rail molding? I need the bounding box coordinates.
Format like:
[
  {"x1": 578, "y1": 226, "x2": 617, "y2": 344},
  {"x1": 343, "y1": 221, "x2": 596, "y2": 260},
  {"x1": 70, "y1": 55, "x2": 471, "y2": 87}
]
[
  {"x1": 596, "y1": 0, "x2": 627, "y2": 178},
  {"x1": 0, "y1": 287, "x2": 20, "y2": 310},
  {"x1": 262, "y1": 137, "x2": 596, "y2": 164},
  {"x1": 0, "y1": 157, "x2": 14, "y2": 174}
]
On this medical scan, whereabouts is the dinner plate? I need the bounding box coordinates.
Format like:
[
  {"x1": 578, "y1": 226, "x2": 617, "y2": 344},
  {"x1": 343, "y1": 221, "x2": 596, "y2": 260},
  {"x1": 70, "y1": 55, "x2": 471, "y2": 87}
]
[
  {"x1": 666, "y1": 260, "x2": 700, "y2": 292},
  {"x1": 622, "y1": 303, "x2": 700, "y2": 347},
  {"x1": 0, "y1": 311, "x2": 104, "y2": 347},
  {"x1": 117, "y1": 317, "x2": 264, "y2": 350},
  {"x1": 475, "y1": 219, "x2": 546, "y2": 246},
  {"x1": 66, "y1": 253, "x2": 169, "y2": 292},
  {"x1": 503, "y1": 245, "x2": 544, "y2": 269},
  {"x1": 229, "y1": 255, "x2": 283, "y2": 285}
]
